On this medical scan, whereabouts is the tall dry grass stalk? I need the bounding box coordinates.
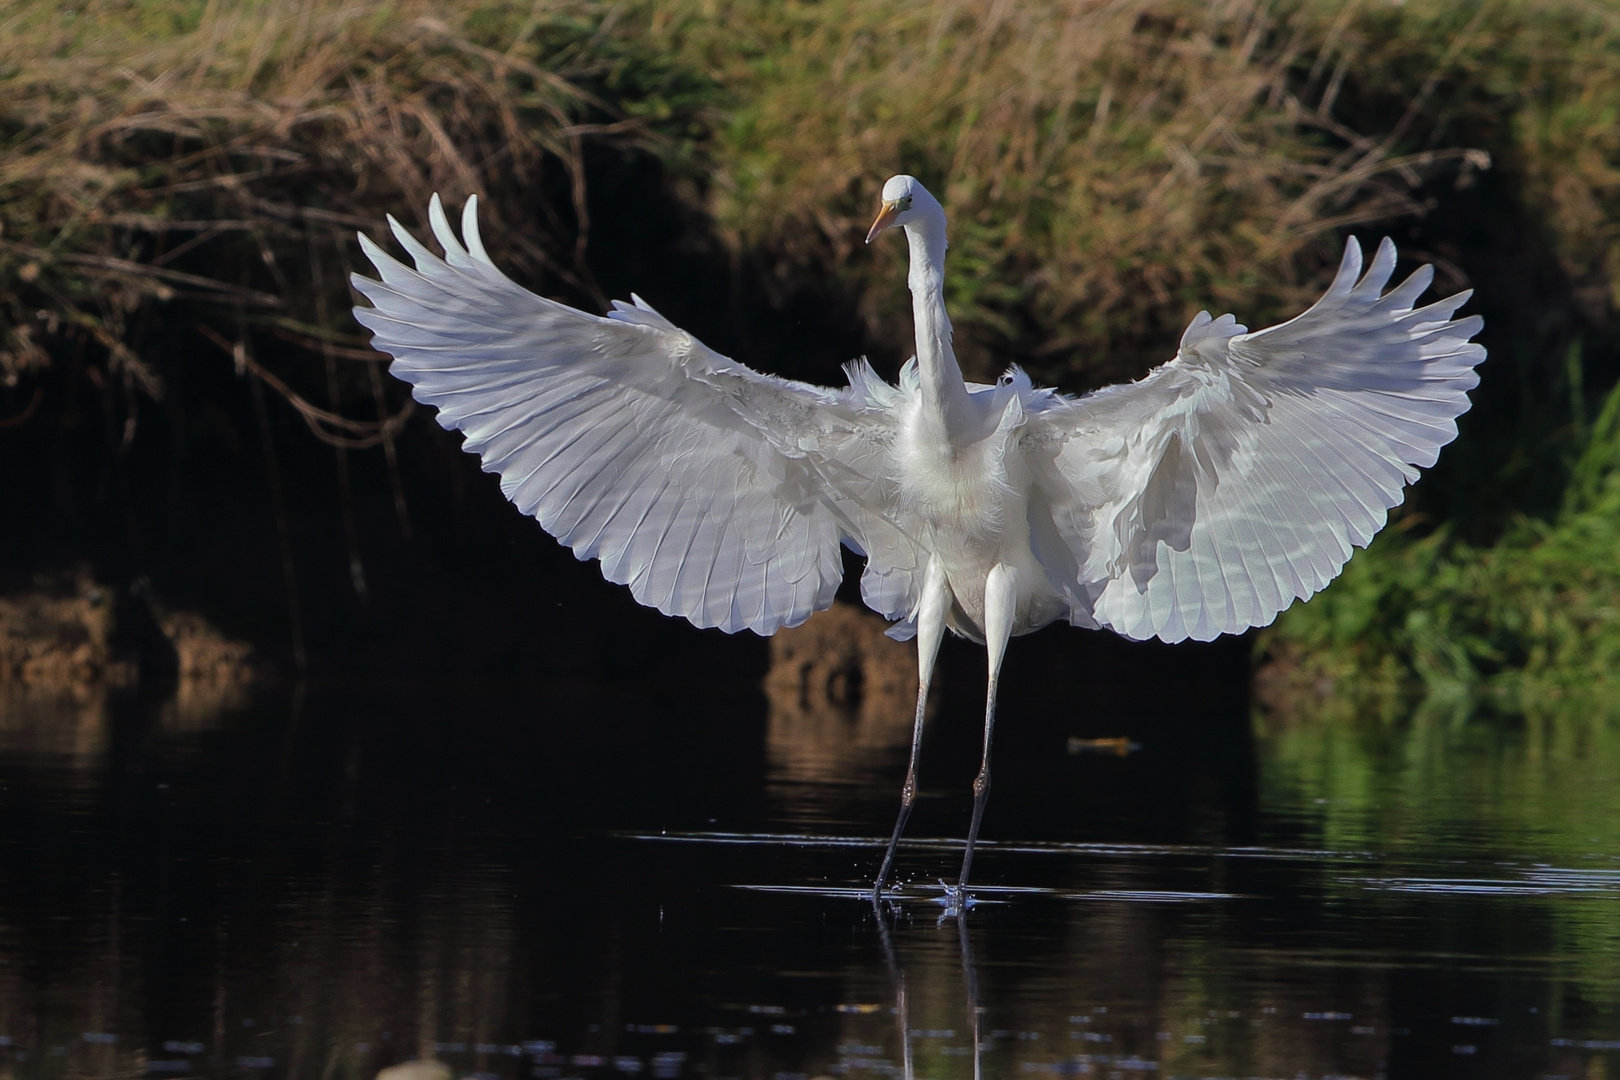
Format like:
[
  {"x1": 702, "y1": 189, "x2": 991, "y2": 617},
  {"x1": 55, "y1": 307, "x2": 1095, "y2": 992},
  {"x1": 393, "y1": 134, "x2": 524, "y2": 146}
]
[
  {"x1": 6, "y1": 1, "x2": 1619, "y2": 427},
  {"x1": 0, "y1": 0, "x2": 646, "y2": 411},
  {"x1": 666, "y1": 0, "x2": 1490, "y2": 383}
]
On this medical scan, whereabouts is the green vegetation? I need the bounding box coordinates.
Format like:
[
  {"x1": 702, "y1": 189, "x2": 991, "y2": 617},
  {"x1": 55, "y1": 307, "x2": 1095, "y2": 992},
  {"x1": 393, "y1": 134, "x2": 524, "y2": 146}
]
[
  {"x1": 3, "y1": 0, "x2": 1619, "y2": 711},
  {"x1": 1260, "y1": 371, "x2": 1620, "y2": 721}
]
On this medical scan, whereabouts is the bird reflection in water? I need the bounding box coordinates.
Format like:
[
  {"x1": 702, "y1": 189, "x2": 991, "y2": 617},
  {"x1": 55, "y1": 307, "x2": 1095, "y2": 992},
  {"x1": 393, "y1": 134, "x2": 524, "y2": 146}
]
[{"x1": 874, "y1": 901, "x2": 985, "y2": 1080}]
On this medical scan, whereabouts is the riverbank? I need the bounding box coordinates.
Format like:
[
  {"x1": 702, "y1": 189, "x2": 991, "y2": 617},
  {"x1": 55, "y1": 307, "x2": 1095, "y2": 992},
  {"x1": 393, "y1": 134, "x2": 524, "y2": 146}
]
[{"x1": 3, "y1": 0, "x2": 1618, "y2": 712}]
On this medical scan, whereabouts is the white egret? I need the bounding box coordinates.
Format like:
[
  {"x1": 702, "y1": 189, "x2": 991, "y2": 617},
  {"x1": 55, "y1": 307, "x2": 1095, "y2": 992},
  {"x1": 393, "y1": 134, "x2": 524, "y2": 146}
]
[{"x1": 352, "y1": 175, "x2": 1485, "y2": 900}]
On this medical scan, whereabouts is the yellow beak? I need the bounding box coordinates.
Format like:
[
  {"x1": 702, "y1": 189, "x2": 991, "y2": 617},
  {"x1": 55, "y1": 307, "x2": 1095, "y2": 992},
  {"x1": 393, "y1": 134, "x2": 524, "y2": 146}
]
[{"x1": 865, "y1": 200, "x2": 902, "y2": 245}]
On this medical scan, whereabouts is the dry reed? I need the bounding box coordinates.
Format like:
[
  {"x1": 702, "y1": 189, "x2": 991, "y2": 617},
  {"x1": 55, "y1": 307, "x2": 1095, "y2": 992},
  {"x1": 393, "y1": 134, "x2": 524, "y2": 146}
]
[
  {"x1": 7, "y1": 0, "x2": 1619, "y2": 396},
  {"x1": 0, "y1": 0, "x2": 650, "y2": 425},
  {"x1": 659, "y1": 0, "x2": 1499, "y2": 383}
]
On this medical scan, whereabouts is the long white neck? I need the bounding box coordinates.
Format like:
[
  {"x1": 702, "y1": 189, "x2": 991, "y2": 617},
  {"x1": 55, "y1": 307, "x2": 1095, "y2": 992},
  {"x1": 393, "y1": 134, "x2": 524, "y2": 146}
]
[{"x1": 904, "y1": 208, "x2": 975, "y2": 441}]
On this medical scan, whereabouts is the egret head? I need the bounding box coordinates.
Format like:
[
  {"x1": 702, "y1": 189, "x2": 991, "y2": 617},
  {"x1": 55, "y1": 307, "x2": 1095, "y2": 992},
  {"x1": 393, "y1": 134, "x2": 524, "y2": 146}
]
[{"x1": 866, "y1": 175, "x2": 943, "y2": 244}]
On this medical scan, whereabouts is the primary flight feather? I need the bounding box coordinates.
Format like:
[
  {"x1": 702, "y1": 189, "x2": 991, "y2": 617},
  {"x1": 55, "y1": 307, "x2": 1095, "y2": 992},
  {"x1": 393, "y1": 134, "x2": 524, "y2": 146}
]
[{"x1": 353, "y1": 175, "x2": 1485, "y2": 901}]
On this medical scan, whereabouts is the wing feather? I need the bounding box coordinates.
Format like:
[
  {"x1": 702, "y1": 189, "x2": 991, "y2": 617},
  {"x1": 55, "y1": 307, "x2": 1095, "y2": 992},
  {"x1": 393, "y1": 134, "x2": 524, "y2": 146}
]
[
  {"x1": 353, "y1": 194, "x2": 916, "y2": 635},
  {"x1": 571, "y1": 450, "x2": 662, "y2": 560},
  {"x1": 604, "y1": 476, "x2": 675, "y2": 584},
  {"x1": 1029, "y1": 235, "x2": 1485, "y2": 642}
]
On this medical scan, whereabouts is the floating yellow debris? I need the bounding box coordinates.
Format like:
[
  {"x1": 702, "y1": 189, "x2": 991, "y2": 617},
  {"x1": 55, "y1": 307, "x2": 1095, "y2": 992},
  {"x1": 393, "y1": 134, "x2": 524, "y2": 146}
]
[{"x1": 1066, "y1": 737, "x2": 1142, "y2": 757}]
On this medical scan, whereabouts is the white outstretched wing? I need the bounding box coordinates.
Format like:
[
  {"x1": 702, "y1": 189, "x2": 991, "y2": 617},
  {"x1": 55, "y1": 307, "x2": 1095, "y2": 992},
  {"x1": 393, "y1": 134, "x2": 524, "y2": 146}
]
[
  {"x1": 353, "y1": 194, "x2": 917, "y2": 635},
  {"x1": 1028, "y1": 237, "x2": 1486, "y2": 643}
]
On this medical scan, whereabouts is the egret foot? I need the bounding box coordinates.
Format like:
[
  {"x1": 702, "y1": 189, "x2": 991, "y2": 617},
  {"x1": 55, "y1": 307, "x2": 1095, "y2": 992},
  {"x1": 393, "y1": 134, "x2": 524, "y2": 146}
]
[{"x1": 936, "y1": 878, "x2": 975, "y2": 920}]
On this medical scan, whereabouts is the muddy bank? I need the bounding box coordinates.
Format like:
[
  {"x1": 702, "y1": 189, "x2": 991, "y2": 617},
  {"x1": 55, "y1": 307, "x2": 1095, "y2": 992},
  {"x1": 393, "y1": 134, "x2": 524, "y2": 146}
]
[
  {"x1": 0, "y1": 571, "x2": 266, "y2": 752},
  {"x1": 0, "y1": 569, "x2": 262, "y2": 691}
]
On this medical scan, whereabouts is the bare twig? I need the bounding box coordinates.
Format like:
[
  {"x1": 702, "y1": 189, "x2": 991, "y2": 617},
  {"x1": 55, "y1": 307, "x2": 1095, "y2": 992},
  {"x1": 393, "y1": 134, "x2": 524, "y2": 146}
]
[
  {"x1": 197, "y1": 323, "x2": 415, "y2": 448},
  {"x1": 0, "y1": 387, "x2": 45, "y2": 430},
  {"x1": 5, "y1": 243, "x2": 285, "y2": 307}
]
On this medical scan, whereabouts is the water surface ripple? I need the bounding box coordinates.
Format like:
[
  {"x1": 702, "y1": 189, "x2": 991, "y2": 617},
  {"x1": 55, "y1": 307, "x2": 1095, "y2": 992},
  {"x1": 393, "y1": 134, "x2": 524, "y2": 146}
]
[{"x1": 0, "y1": 675, "x2": 1616, "y2": 1080}]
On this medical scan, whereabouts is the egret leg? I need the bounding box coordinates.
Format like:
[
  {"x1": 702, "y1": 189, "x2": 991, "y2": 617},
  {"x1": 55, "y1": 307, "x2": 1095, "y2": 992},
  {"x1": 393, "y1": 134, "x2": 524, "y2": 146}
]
[
  {"x1": 873, "y1": 559, "x2": 951, "y2": 899},
  {"x1": 957, "y1": 562, "x2": 1017, "y2": 894}
]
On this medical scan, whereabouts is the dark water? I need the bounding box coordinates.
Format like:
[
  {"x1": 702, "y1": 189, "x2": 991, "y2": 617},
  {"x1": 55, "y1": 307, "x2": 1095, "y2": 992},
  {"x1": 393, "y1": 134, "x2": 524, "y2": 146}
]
[{"x1": 1, "y1": 653, "x2": 1617, "y2": 1080}]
